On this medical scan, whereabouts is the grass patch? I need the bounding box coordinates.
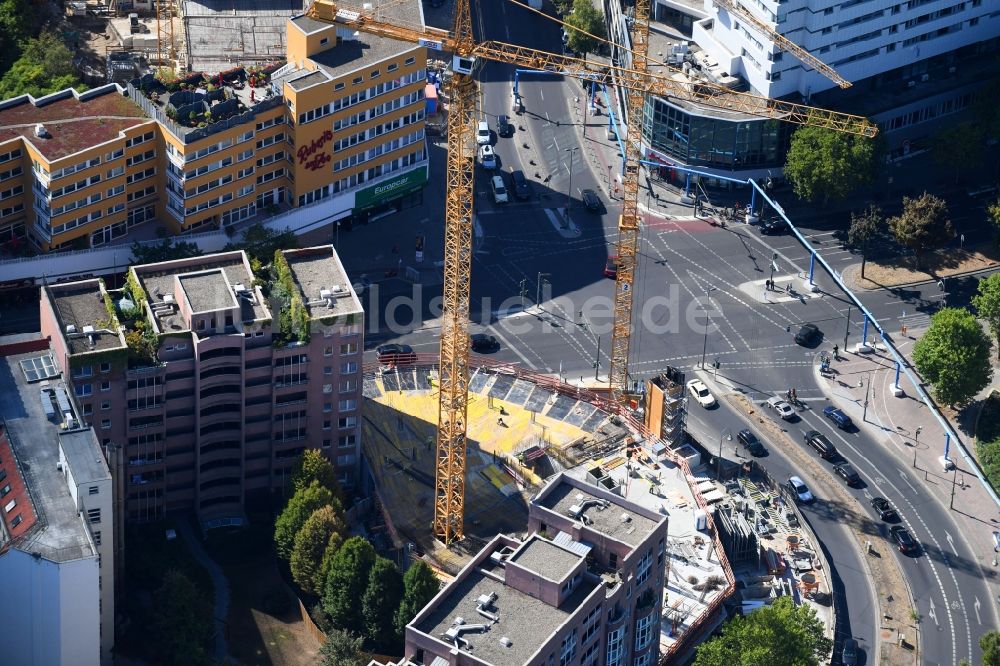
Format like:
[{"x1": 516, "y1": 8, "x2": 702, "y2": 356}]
[{"x1": 975, "y1": 392, "x2": 1000, "y2": 492}]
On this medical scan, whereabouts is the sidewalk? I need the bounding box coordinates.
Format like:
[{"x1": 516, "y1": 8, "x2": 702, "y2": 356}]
[{"x1": 816, "y1": 336, "x2": 1000, "y2": 605}]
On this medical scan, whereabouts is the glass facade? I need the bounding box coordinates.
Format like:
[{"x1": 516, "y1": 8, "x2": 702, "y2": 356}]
[{"x1": 642, "y1": 97, "x2": 792, "y2": 170}]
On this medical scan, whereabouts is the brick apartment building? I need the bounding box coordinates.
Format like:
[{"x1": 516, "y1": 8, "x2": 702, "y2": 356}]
[
  {"x1": 0, "y1": 0, "x2": 429, "y2": 251},
  {"x1": 38, "y1": 245, "x2": 364, "y2": 528},
  {"x1": 400, "y1": 473, "x2": 669, "y2": 666}
]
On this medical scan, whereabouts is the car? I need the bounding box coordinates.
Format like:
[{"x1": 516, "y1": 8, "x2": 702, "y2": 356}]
[
  {"x1": 759, "y1": 217, "x2": 789, "y2": 235},
  {"x1": 834, "y1": 462, "x2": 861, "y2": 486},
  {"x1": 737, "y1": 429, "x2": 766, "y2": 456},
  {"x1": 686, "y1": 379, "x2": 716, "y2": 407},
  {"x1": 841, "y1": 638, "x2": 859, "y2": 666},
  {"x1": 889, "y1": 525, "x2": 919, "y2": 553},
  {"x1": 804, "y1": 430, "x2": 837, "y2": 459},
  {"x1": 603, "y1": 255, "x2": 619, "y2": 279},
  {"x1": 376, "y1": 343, "x2": 416, "y2": 367},
  {"x1": 476, "y1": 120, "x2": 491, "y2": 145},
  {"x1": 479, "y1": 144, "x2": 497, "y2": 169},
  {"x1": 824, "y1": 406, "x2": 853, "y2": 429},
  {"x1": 582, "y1": 188, "x2": 602, "y2": 212},
  {"x1": 491, "y1": 175, "x2": 508, "y2": 204},
  {"x1": 794, "y1": 323, "x2": 821, "y2": 346},
  {"x1": 765, "y1": 396, "x2": 796, "y2": 420},
  {"x1": 787, "y1": 476, "x2": 814, "y2": 503},
  {"x1": 470, "y1": 333, "x2": 500, "y2": 352},
  {"x1": 511, "y1": 170, "x2": 531, "y2": 200},
  {"x1": 496, "y1": 114, "x2": 513, "y2": 138},
  {"x1": 870, "y1": 497, "x2": 900, "y2": 522}
]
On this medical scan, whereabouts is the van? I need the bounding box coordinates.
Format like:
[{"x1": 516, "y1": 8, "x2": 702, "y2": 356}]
[
  {"x1": 476, "y1": 121, "x2": 490, "y2": 145},
  {"x1": 491, "y1": 175, "x2": 508, "y2": 204},
  {"x1": 804, "y1": 430, "x2": 837, "y2": 460}
]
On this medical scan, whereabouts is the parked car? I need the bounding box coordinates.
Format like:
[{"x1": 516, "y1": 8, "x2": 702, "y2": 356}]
[
  {"x1": 794, "y1": 323, "x2": 821, "y2": 345},
  {"x1": 737, "y1": 429, "x2": 766, "y2": 456},
  {"x1": 491, "y1": 175, "x2": 509, "y2": 204},
  {"x1": 804, "y1": 430, "x2": 838, "y2": 460},
  {"x1": 765, "y1": 396, "x2": 796, "y2": 420},
  {"x1": 604, "y1": 255, "x2": 619, "y2": 279},
  {"x1": 889, "y1": 525, "x2": 919, "y2": 554},
  {"x1": 479, "y1": 143, "x2": 497, "y2": 169},
  {"x1": 376, "y1": 343, "x2": 416, "y2": 367},
  {"x1": 834, "y1": 462, "x2": 861, "y2": 486},
  {"x1": 759, "y1": 218, "x2": 789, "y2": 235},
  {"x1": 841, "y1": 638, "x2": 859, "y2": 666},
  {"x1": 787, "y1": 476, "x2": 814, "y2": 503},
  {"x1": 470, "y1": 333, "x2": 500, "y2": 352},
  {"x1": 824, "y1": 406, "x2": 853, "y2": 429},
  {"x1": 511, "y1": 170, "x2": 531, "y2": 200},
  {"x1": 476, "y1": 120, "x2": 491, "y2": 145},
  {"x1": 870, "y1": 497, "x2": 900, "y2": 522},
  {"x1": 582, "y1": 188, "x2": 602, "y2": 212},
  {"x1": 496, "y1": 114, "x2": 513, "y2": 138},
  {"x1": 686, "y1": 379, "x2": 716, "y2": 408}
]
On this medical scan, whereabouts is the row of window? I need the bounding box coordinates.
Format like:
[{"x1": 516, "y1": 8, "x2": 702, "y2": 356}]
[
  {"x1": 52, "y1": 174, "x2": 100, "y2": 199},
  {"x1": 0, "y1": 165, "x2": 22, "y2": 182},
  {"x1": 331, "y1": 147, "x2": 426, "y2": 194},
  {"x1": 330, "y1": 69, "x2": 425, "y2": 113}
]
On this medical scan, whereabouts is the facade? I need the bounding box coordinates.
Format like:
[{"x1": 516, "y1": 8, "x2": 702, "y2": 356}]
[
  {"x1": 0, "y1": 0, "x2": 428, "y2": 252},
  {"x1": 402, "y1": 473, "x2": 668, "y2": 666},
  {"x1": 0, "y1": 357, "x2": 115, "y2": 666},
  {"x1": 38, "y1": 245, "x2": 364, "y2": 527}
]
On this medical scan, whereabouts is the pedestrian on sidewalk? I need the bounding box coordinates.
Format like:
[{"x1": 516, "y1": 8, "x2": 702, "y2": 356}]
[{"x1": 833, "y1": 344, "x2": 839, "y2": 359}]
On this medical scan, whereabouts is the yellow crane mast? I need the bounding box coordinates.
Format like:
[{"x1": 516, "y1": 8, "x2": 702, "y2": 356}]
[{"x1": 305, "y1": 0, "x2": 876, "y2": 543}]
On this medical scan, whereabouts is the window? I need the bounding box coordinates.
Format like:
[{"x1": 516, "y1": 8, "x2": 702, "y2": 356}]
[
  {"x1": 340, "y1": 342, "x2": 358, "y2": 355},
  {"x1": 339, "y1": 433, "x2": 357, "y2": 448},
  {"x1": 559, "y1": 631, "x2": 578, "y2": 666},
  {"x1": 75, "y1": 383, "x2": 93, "y2": 397},
  {"x1": 338, "y1": 416, "x2": 357, "y2": 429},
  {"x1": 324, "y1": 366, "x2": 333, "y2": 375},
  {"x1": 323, "y1": 420, "x2": 332, "y2": 430},
  {"x1": 10, "y1": 513, "x2": 22, "y2": 528},
  {"x1": 73, "y1": 365, "x2": 93, "y2": 378},
  {"x1": 93, "y1": 530, "x2": 102, "y2": 546},
  {"x1": 0, "y1": 484, "x2": 9, "y2": 497},
  {"x1": 88, "y1": 507, "x2": 101, "y2": 523},
  {"x1": 101, "y1": 419, "x2": 111, "y2": 430},
  {"x1": 370, "y1": 69, "x2": 381, "y2": 79},
  {"x1": 100, "y1": 362, "x2": 111, "y2": 373},
  {"x1": 324, "y1": 346, "x2": 333, "y2": 356},
  {"x1": 405, "y1": 56, "x2": 416, "y2": 65},
  {"x1": 606, "y1": 626, "x2": 625, "y2": 666},
  {"x1": 633, "y1": 655, "x2": 651, "y2": 666},
  {"x1": 340, "y1": 379, "x2": 356, "y2": 393},
  {"x1": 89, "y1": 486, "x2": 99, "y2": 495},
  {"x1": 387, "y1": 63, "x2": 398, "y2": 72},
  {"x1": 320, "y1": 37, "x2": 329, "y2": 45},
  {"x1": 323, "y1": 402, "x2": 333, "y2": 413},
  {"x1": 334, "y1": 82, "x2": 345, "y2": 91},
  {"x1": 636, "y1": 550, "x2": 652, "y2": 585},
  {"x1": 635, "y1": 610, "x2": 656, "y2": 651},
  {"x1": 101, "y1": 381, "x2": 111, "y2": 392},
  {"x1": 340, "y1": 362, "x2": 358, "y2": 374}
]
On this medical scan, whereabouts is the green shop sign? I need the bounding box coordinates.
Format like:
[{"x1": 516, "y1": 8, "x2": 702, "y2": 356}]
[{"x1": 354, "y1": 167, "x2": 428, "y2": 211}]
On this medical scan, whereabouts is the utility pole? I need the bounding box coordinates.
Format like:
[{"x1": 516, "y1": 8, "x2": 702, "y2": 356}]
[
  {"x1": 844, "y1": 304, "x2": 852, "y2": 350},
  {"x1": 913, "y1": 426, "x2": 922, "y2": 468},
  {"x1": 519, "y1": 278, "x2": 528, "y2": 311},
  {"x1": 536, "y1": 272, "x2": 550, "y2": 309}
]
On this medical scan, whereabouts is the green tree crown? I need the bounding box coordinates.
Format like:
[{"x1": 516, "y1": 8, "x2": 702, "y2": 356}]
[
  {"x1": 274, "y1": 479, "x2": 337, "y2": 561},
  {"x1": 913, "y1": 307, "x2": 993, "y2": 407}
]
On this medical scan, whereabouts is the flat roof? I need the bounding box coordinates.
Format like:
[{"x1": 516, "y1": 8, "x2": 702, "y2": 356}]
[
  {"x1": 287, "y1": 69, "x2": 332, "y2": 91},
  {"x1": 535, "y1": 478, "x2": 660, "y2": 547},
  {"x1": 0, "y1": 86, "x2": 150, "y2": 162},
  {"x1": 60, "y1": 429, "x2": 111, "y2": 485},
  {"x1": 510, "y1": 535, "x2": 582, "y2": 581},
  {"x1": 283, "y1": 246, "x2": 364, "y2": 319},
  {"x1": 181, "y1": 0, "x2": 301, "y2": 73},
  {"x1": 47, "y1": 281, "x2": 126, "y2": 354},
  {"x1": 415, "y1": 552, "x2": 598, "y2": 666},
  {"x1": 178, "y1": 270, "x2": 237, "y2": 313},
  {"x1": 0, "y1": 352, "x2": 98, "y2": 563}
]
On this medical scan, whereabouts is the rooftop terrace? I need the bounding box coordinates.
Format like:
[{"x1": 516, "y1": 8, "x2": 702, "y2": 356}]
[
  {"x1": 0, "y1": 86, "x2": 150, "y2": 162},
  {"x1": 47, "y1": 280, "x2": 126, "y2": 354}
]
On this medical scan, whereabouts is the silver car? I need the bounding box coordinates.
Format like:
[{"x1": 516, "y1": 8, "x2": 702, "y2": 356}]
[{"x1": 765, "y1": 396, "x2": 796, "y2": 420}]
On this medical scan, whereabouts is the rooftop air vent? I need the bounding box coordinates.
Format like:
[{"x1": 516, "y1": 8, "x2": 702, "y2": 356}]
[
  {"x1": 82, "y1": 325, "x2": 95, "y2": 335},
  {"x1": 621, "y1": 513, "x2": 632, "y2": 523},
  {"x1": 163, "y1": 293, "x2": 175, "y2": 304},
  {"x1": 34, "y1": 123, "x2": 48, "y2": 138},
  {"x1": 65, "y1": 324, "x2": 77, "y2": 334},
  {"x1": 319, "y1": 288, "x2": 333, "y2": 301},
  {"x1": 233, "y1": 283, "x2": 247, "y2": 294},
  {"x1": 331, "y1": 284, "x2": 344, "y2": 293},
  {"x1": 500, "y1": 637, "x2": 513, "y2": 648}
]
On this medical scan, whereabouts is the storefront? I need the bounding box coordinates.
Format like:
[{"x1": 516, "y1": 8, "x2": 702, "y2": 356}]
[{"x1": 351, "y1": 166, "x2": 428, "y2": 223}]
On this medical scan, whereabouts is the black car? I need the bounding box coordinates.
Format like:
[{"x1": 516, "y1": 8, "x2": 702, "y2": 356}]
[
  {"x1": 737, "y1": 429, "x2": 766, "y2": 456},
  {"x1": 804, "y1": 430, "x2": 837, "y2": 459},
  {"x1": 890, "y1": 525, "x2": 919, "y2": 553},
  {"x1": 511, "y1": 170, "x2": 531, "y2": 200},
  {"x1": 834, "y1": 463, "x2": 861, "y2": 486},
  {"x1": 841, "y1": 638, "x2": 859, "y2": 666},
  {"x1": 470, "y1": 333, "x2": 500, "y2": 352},
  {"x1": 759, "y1": 218, "x2": 789, "y2": 235},
  {"x1": 375, "y1": 343, "x2": 417, "y2": 366},
  {"x1": 794, "y1": 323, "x2": 821, "y2": 346},
  {"x1": 582, "y1": 189, "x2": 602, "y2": 212},
  {"x1": 496, "y1": 114, "x2": 514, "y2": 137},
  {"x1": 870, "y1": 497, "x2": 899, "y2": 522}
]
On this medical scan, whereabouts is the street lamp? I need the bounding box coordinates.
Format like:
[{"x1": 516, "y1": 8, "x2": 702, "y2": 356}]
[
  {"x1": 857, "y1": 372, "x2": 871, "y2": 422},
  {"x1": 564, "y1": 147, "x2": 579, "y2": 225},
  {"x1": 578, "y1": 310, "x2": 601, "y2": 381},
  {"x1": 608, "y1": 164, "x2": 613, "y2": 197},
  {"x1": 717, "y1": 428, "x2": 732, "y2": 479},
  {"x1": 536, "y1": 272, "x2": 551, "y2": 308},
  {"x1": 700, "y1": 286, "x2": 718, "y2": 370},
  {"x1": 913, "y1": 426, "x2": 923, "y2": 468}
]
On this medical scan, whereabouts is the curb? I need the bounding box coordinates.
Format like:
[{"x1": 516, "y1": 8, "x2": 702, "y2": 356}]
[{"x1": 842, "y1": 260, "x2": 1000, "y2": 293}]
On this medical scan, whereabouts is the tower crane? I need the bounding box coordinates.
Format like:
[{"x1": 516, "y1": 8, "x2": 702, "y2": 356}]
[
  {"x1": 712, "y1": 0, "x2": 851, "y2": 89},
  {"x1": 305, "y1": 0, "x2": 877, "y2": 544}
]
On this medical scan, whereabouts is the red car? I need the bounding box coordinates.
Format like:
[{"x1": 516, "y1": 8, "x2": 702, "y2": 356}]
[{"x1": 604, "y1": 255, "x2": 619, "y2": 279}]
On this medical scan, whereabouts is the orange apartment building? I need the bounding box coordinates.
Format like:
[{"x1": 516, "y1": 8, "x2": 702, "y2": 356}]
[{"x1": 0, "y1": 0, "x2": 429, "y2": 252}]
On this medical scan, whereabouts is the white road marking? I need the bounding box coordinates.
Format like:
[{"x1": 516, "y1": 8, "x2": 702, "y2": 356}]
[
  {"x1": 975, "y1": 597, "x2": 982, "y2": 625},
  {"x1": 898, "y1": 469, "x2": 919, "y2": 495},
  {"x1": 945, "y1": 531, "x2": 955, "y2": 554},
  {"x1": 539, "y1": 89, "x2": 545, "y2": 102},
  {"x1": 929, "y1": 598, "x2": 939, "y2": 626},
  {"x1": 488, "y1": 325, "x2": 539, "y2": 370}
]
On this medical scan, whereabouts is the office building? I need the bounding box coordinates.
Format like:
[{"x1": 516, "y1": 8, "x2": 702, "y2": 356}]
[
  {"x1": 401, "y1": 473, "x2": 668, "y2": 666},
  {"x1": 38, "y1": 245, "x2": 364, "y2": 528},
  {"x1": 0, "y1": 0, "x2": 428, "y2": 251},
  {"x1": 0, "y1": 352, "x2": 115, "y2": 665}
]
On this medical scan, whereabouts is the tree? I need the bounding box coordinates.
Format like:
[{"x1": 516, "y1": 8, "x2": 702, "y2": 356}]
[
  {"x1": 973, "y1": 273, "x2": 1000, "y2": 359},
  {"x1": 291, "y1": 448, "x2": 342, "y2": 499},
  {"x1": 362, "y1": 556, "x2": 405, "y2": 651},
  {"x1": 317, "y1": 529, "x2": 346, "y2": 597},
  {"x1": 982, "y1": 630, "x2": 1000, "y2": 666},
  {"x1": 564, "y1": 0, "x2": 607, "y2": 57},
  {"x1": 847, "y1": 204, "x2": 883, "y2": 280},
  {"x1": 274, "y1": 480, "x2": 336, "y2": 561},
  {"x1": 323, "y1": 536, "x2": 376, "y2": 634},
  {"x1": 987, "y1": 198, "x2": 1000, "y2": 247},
  {"x1": 973, "y1": 81, "x2": 1000, "y2": 145},
  {"x1": 318, "y1": 628, "x2": 366, "y2": 666},
  {"x1": 932, "y1": 123, "x2": 984, "y2": 183},
  {"x1": 224, "y1": 223, "x2": 296, "y2": 265},
  {"x1": 887, "y1": 193, "x2": 955, "y2": 270},
  {"x1": 0, "y1": 0, "x2": 39, "y2": 73},
  {"x1": 693, "y1": 597, "x2": 831, "y2": 666},
  {"x1": 131, "y1": 236, "x2": 203, "y2": 265},
  {"x1": 290, "y1": 505, "x2": 346, "y2": 596},
  {"x1": 150, "y1": 569, "x2": 214, "y2": 666},
  {"x1": 783, "y1": 125, "x2": 880, "y2": 204},
  {"x1": 0, "y1": 32, "x2": 85, "y2": 99},
  {"x1": 395, "y1": 560, "x2": 441, "y2": 635},
  {"x1": 913, "y1": 308, "x2": 993, "y2": 408}
]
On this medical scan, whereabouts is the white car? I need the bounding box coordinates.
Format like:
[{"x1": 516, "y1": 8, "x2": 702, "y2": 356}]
[
  {"x1": 788, "y1": 476, "x2": 814, "y2": 503},
  {"x1": 479, "y1": 144, "x2": 497, "y2": 169},
  {"x1": 765, "y1": 396, "x2": 796, "y2": 420},
  {"x1": 686, "y1": 379, "x2": 716, "y2": 408},
  {"x1": 476, "y1": 120, "x2": 491, "y2": 145}
]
